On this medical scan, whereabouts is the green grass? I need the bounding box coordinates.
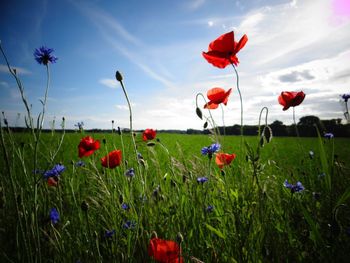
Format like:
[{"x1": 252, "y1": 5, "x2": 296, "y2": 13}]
[{"x1": 1, "y1": 131, "x2": 350, "y2": 262}]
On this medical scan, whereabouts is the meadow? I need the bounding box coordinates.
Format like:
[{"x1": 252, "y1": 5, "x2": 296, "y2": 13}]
[
  {"x1": 1, "y1": 130, "x2": 350, "y2": 262},
  {"x1": 1, "y1": 32, "x2": 350, "y2": 262}
]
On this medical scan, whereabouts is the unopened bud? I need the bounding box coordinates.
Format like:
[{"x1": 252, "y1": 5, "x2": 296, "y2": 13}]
[
  {"x1": 81, "y1": 200, "x2": 89, "y2": 211},
  {"x1": 115, "y1": 71, "x2": 123, "y2": 81}
]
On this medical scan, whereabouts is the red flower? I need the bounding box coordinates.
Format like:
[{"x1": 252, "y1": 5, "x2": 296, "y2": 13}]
[
  {"x1": 278, "y1": 91, "x2": 305, "y2": 111},
  {"x1": 47, "y1": 177, "x2": 58, "y2": 187},
  {"x1": 148, "y1": 238, "x2": 183, "y2": 263},
  {"x1": 143, "y1": 129, "x2": 156, "y2": 141},
  {"x1": 202, "y1": 31, "x2": 248, "y2": 68},
  {"x1": 78, "y1": 136, "x2": 100, "y2": 158},
  {"x1": 204, "y1": 87, "x2": 232, "y2": 109},
  {"x1": 215, "y1": 153, "x2": 236, "y2": 169},
  {"x1": 101, "y1": 150, "x2": 122, "y2": 169}
]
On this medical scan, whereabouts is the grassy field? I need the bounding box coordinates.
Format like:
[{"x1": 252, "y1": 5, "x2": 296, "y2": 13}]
[{"x1": 1, "y1": 130, "x2": 350, "y2": 262}]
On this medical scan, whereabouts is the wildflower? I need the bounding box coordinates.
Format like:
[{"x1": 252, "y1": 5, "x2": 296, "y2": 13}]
[
  {"x1": 78, "y1": 136, "x2": 100, "y2": 158},
  {"x1": 278, "y1": 91, "x2": 305, "y2": 111},
  {"x1": 125, "y1": 168, "x2": 135, "y2": 177},
  {"x1": 50, "y1": 208, "x2": 60, "y2": 224},
  {"x1": 122, "y1": 220, "x2": 136, "y2": 229},
  {"x1": 104, "y1": 229, "x2": 116, "y2": 238},
  {"x1": 75, "y1": 160, "x2": 85, "y2": 167},
  {"x1": 43, "y1": 164, "x2": 65, "y2": 179},
  {"x1": 324, "y1": 132, "x2": 334, "y2": 139},
  {"x1": 215, "y1": 153, "x2": 236, "y2": 169},
  {"x1": 204, "y1": 88, "x2": 232, "y2": 109},
  {"x1": 121, "y1": 203, "x2": 129, "y2": 210},
  {"x1": 74, "y1": 122, "x2": 84, "y2": 131},
  {"x1": 101, "y1": 150, "x2": 122, "y2": 169},
  {"x1": 202, "y1": 31, "x2": 248, "y2": 68},
  {"x1": 206, "y1": 205, "x2": 214, "y2": 213},
  {"x1": 47, "y1": 176, "x2": 58, "y2": 187},
  {"x1": 309, "y1": 150, "x2": 314, "y2": 159},
  {"x1": 34, "y1": 46, "x2": 58, "y2": 65},
  {"x1": 148, "y1": 237, "x2": 183, "y2": 263},
  {"x1": 197, "y1": 177, "x2": 209, "y2": 184},
  {"x1": 341, "y1": 94, "x2": 350, "y2": 102},
  {"x1": 137, "y1": 152, "x2": 143, "y2": 160},
  {"x1": 143, "y1": 129, "x2": 156, "y2": 141},
  {"x1": 283, "y1": 179, "x2": 304, "y2": 193},
  {"x1": 318, "y1": 172, "x2": 326, "y2": 179},
  {"x1": 201, "y1": 143, "x2": 220, "y2": 156}
]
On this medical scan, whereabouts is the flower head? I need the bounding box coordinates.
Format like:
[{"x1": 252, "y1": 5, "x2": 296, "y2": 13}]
[
  {"x1": 206, "y1": 205, "x2": 214, "y2": 213},
  {"x1": 201, "y1": 143, "x2": 220, "y2": 156},
  {"x1": 278, "y1": 91, "x2": 305, "y2": 111},
  {"x1": 47, "y1": 176, "x2": 58, "y2": 187},
  {"x1": 324, "y1": 132, "x2": 334, "y2": 139},
  {"x1": 125, "y1": 168, "x2": 135, "y2": 177},
  {"x1": 75, "y1": 160, "x2": 85, "y2": 167},
  {"x1": 50, "y1": 208, "x2": 60, "y2": 224},
  {"x1": 104, "y1": 229, "x2": 116, "y2": 238},
  {"x1": 143, "y1": 129, "x2": 156, "y2": 141},
  {"x1": 122, "y1": 220, "x2": 136, "y2": 229},
  {"x1": 148, "y1": 237, "x2": 183, "y2": 263},
  {"x1": 121, "y1": 203, "x2": 130, "y2": 210},
  {"x1": 34, "y1": 46, "x2": 58, "y2": 65},
  {"x1": 197, "y1": 177, "x2": 209, "y2": 184},
  {"x1": 204, "y1": 87, "x2": 232, "y2": 109},
  {"x1": 78, "y1": 136, "x2": 100, "y2": 158},
  {"x1": 202, "y1": 31, "x2": 248, "y2": 68},
  {"x1": 341, "y1": 94, "x2": 350, "y2": 102},
  {"x1": 215, "y1": 153, "x2": 237, "y2": 169},
  {"x1": 101, "y1": 150, "x2": 122, "y2": 169},
  {"x1": 283, "y1": 179, "x2": 305, "y2": 193},
  {"x1": 43, "y1": 164, "x2": 65, "y2": 179}
]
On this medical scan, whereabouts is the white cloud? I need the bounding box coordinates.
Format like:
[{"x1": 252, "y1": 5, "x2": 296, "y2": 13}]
[
  {"x1": 186, "y1": 0, "x2": 206, "y2": 10},
  {"x1": 99, "y1": 78, "x2": 119, "y2": 89}
]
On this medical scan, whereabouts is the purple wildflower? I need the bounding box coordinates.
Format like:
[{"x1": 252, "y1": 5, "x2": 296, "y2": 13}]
[
  {"x1": 75, "y1": 160, "x2": 85, "y2": 167},
  {"x1": 197, "y1": 177, "x2": 209, "y2": 184},
  {"x1": 125, "y1": 168, "x2": 135, "y2": 177},
  {"x1": 104, "y1": 229, "x2": 116, "y2": 238},
  {"x1": 43, "y1": 164, "x2": 65, "y2": 179},
  {"x1": 206, "y1": 205, "x2": 214, "y2": 213},
  {"x1": 122, "y1": 220, "x2": 136, "y2": 229},
  {"x1": 201, "y1": 143, "x2": 220, "y2": 157},
  {"x1": 283, "y1": 179, "x2": 304, "y2": 193},
  {"x1": 121, "y1": 203, "x2": 129, "y2": 210},
  {"x1": 324, "y1": 133, "x2": 334, "y2": 139},
  {"x1": 50, "y1": 208, "x2": 60, "y2": 224},
  {"x1": 34, "y1": 46, "x2": 58, "y2": 65},
  {"x1": 341, "y1": 94, "x2": 350, "y2": 102}
]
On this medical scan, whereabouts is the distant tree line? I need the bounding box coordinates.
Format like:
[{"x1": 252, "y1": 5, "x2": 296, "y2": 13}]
[{"x1": 4, "y1": 116, "x2": 350, "y2": 137}]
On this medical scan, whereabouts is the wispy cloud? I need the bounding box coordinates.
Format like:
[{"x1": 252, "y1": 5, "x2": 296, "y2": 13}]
[
  {"x1": 99, "y1": 78, "x2": 119, "y2": 89},
  {"x1": 185, "y1": 0, "x2": 206, "y2": 10},
  {"x1": 0, "y1": 64, "x2": 31, "y2": 75}
]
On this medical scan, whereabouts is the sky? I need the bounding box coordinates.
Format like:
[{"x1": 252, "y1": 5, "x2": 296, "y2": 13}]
[{"x1": 1, "y1": 0, "x2": 350, "y2": 130}]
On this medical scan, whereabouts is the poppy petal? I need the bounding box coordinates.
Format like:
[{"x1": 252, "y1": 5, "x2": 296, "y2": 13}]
[
  {"x1": 208, "y1": 31, "x2": 235, "y2": 53},
  {"x1": 235, "y1": 34, "x2": 248, "y2": 53},
  {"x1": 207, "y1": 88, "x2": 226, "y2": 102},
  {"x1": 202, "y1": 51, "x2": 230, "y2": 68}
]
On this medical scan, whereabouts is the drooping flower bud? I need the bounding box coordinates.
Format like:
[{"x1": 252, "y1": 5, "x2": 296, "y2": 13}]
[{"x1": 115, "y1": 71, "x2": 123, "y2": 81}]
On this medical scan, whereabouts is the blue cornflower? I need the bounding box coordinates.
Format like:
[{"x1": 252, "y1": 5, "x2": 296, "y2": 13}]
[
  {"x1": 283, "y1": 179, "x2": 304, "y2": 193},
  {"x1": 75, "y1": 160, "x2": 85, "y2": 167},
  {"x1": 121, "y1": 203, "x2": 129, "y2": 210},
  {"x1": 50, "y1": 208, "x2": 60, "y2": 224},
  {"x1": 137, "y1": 152, "x2": 143, "y2": 160},
  {"x1": 201, "y1": 143, "x2": 220, "y2": 157},
  {"x1": 324, "y1": 133, "x2": 334, "y2": 139},
  {"x1": 206, "y1": 205, "x2": 214, "y2": 213},
  {"x1": 104, "y1": 229, "x2": 116, "y2": 238},
  {"x1": 341, "y1": 94, "x2": 350, "y2": 102},
  {"x1": 43, "y1": 164, "x2": 65, "y2": 179},
  {"x1": 34, "y1": 46, "x2": 58, "y2": 65},
  {"x1": 197, "y1": 177, "x2": 209, "y2": 184},
  {"x1": 125, "y1": 168, "x2": 135, "y2": 177},
  {"x1": 122, "y1": 220, "x2": 136, "y2": 229}
]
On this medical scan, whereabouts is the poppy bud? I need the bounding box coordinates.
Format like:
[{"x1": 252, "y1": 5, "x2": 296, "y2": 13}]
[
  {"x1": 118, "y1": 126, "x2": 121, "y2": 135},
  {"x1": 196, "y1": 107, "x2": 203, "y2": 120},
  {"x1": 147, "y1": 142, "x2": 156, "y2": 147},
  {"x1": 12, "y1": 68, "x2": 17, "y2": 75},
  {"x1": 81, "y1": 200, "x2": 89, "y2": 211},
  {"x1": 176, "y1": 232, "x2": 184, "y2": 244},
  {"x1": 112, "y1": 120, "x2": 114, "y2": 124},
  {"x1": 203, "y1": 121, "x2": 208, "y2": 129},
  {"x1": 102, "y1": 138, "x2": 106, "y2": 144},
  {"x1": 115, "y1": 71, "x2": 123, "y2": 81}
]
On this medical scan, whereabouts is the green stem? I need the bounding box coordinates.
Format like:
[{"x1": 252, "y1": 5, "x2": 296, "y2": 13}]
[{"x1": 230, "y1": 63, "x2": 243, "y2": 137}]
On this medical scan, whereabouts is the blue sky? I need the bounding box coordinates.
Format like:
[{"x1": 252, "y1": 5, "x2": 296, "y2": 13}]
[{"x1": 1, "y1": 0, "x2": 350, "y2": 130}]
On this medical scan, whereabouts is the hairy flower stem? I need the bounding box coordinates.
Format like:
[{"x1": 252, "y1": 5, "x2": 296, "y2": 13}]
[
  {"x1": 231, "y1": 63, "x2": 243, "y2": 138},
  {"x1": 258, "y1": 107, "x2": 268, "y2": 138},
  {"x1": 292, "y1": 107, "x2": 300, "y2": 138}
]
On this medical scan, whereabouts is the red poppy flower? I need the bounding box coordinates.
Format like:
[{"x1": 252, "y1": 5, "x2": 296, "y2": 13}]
[
  {"x1": 202, "y1": 31, "x2": 248, "y2": 68},
  {"x1": 143, "y1": 129, "x2": 156, "y2": 141},
  {"x1": 78, "y1": 136, "x2": 100, "y2": 158},
  {"x1": 47, "y1": 177, "x2": 58, "y2": 187},
  {"x1": 101, "y1": 150, "x2": 122, "y2": 169},
  {"x1": 278, "y1": 91, "x2": 306, "y2": 111},
  {"x1": 215, "y1": 153, "x2": 236, "y2": 169},
  {"x1": 204, "y1": 87, "x2": 232, "y2": 109},
  {"x1": 148, "y1": 238, "x2": 183, "y2": 263}
]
